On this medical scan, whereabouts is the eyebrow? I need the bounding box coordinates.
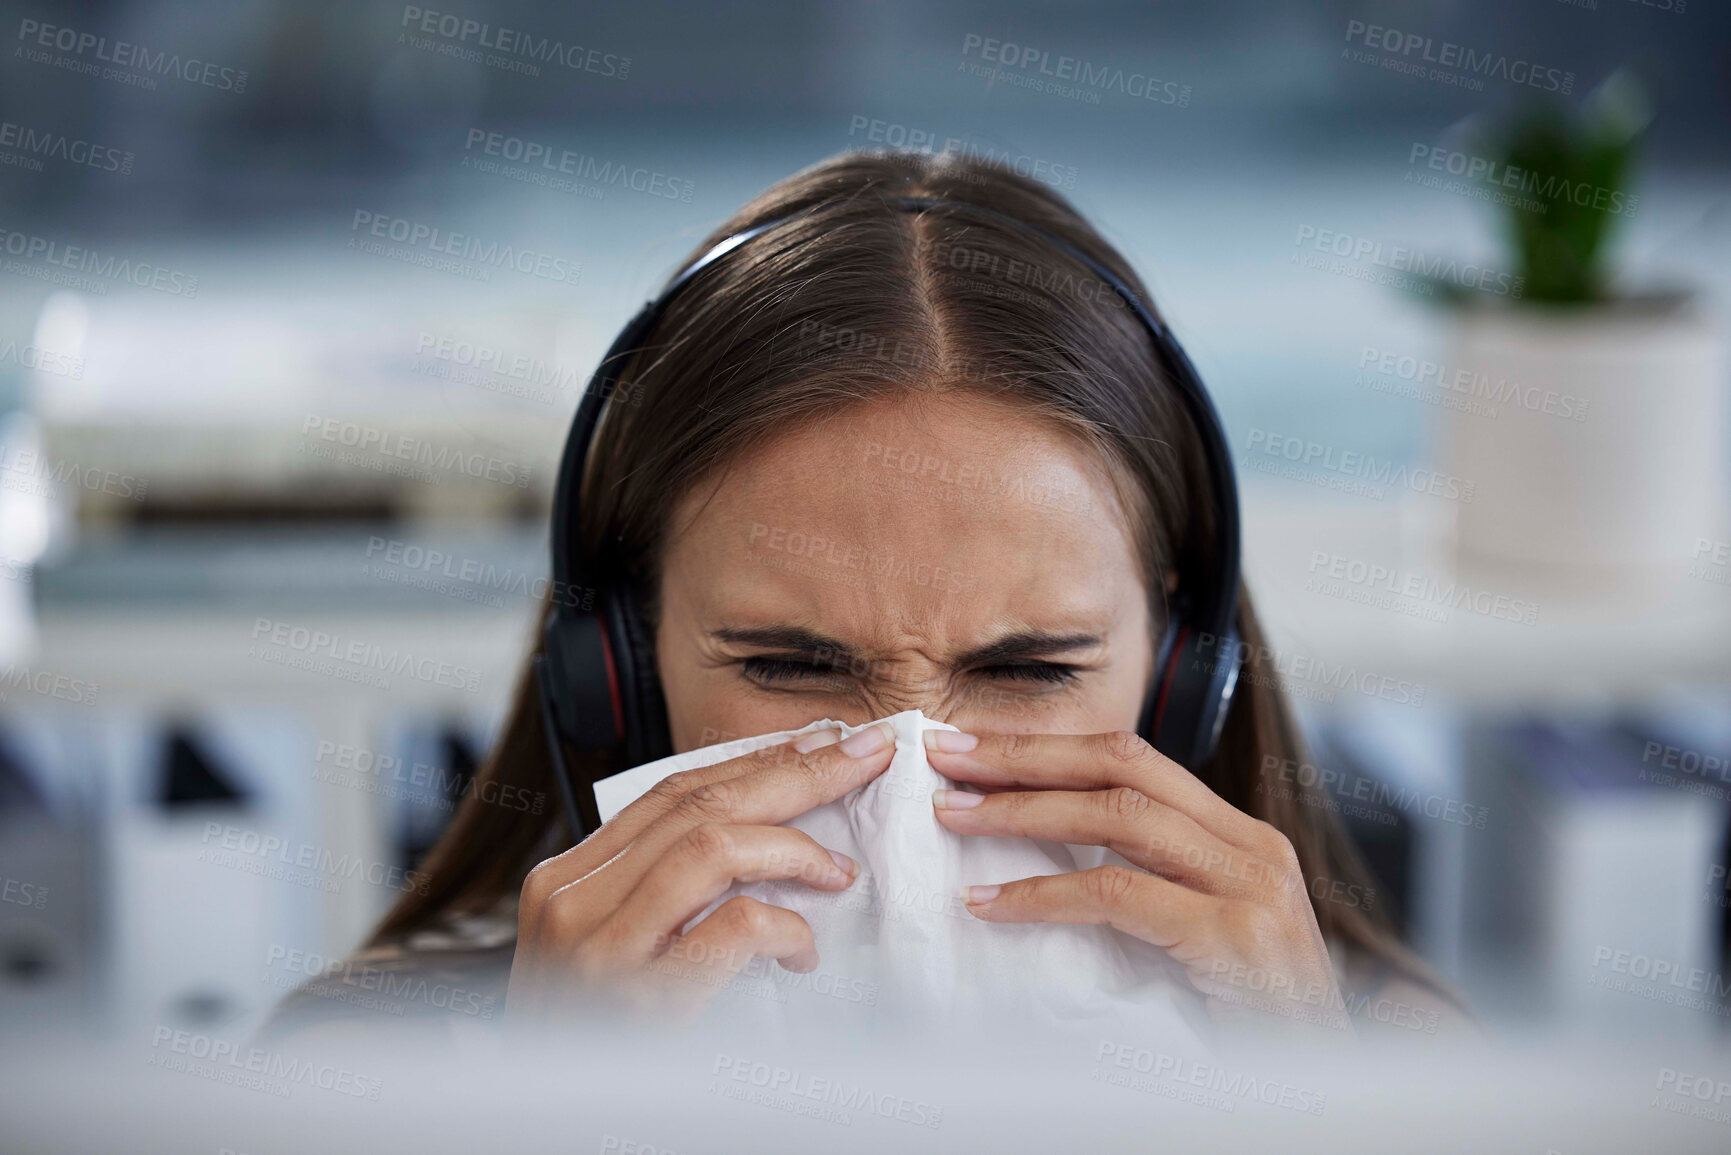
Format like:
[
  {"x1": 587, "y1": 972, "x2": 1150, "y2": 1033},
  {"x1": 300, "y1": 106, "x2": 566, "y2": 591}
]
[{"x1": 711, "y1": 625, "x2": 1104, "y2": 667}]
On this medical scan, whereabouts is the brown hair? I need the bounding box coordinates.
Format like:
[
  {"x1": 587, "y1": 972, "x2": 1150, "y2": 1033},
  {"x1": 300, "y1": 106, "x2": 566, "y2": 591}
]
[{"x1": 367, "y1": 149, "x2": 1440, "y2": 997}]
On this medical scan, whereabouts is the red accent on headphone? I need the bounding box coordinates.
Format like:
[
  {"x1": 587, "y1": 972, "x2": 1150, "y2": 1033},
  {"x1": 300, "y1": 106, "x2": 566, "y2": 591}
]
[
  {"x1": 1151, "y1": 624, "x2": 1190, "y2": 732},
  {"x1": 597, "y1": 620, "x2": 627, "y2": 742}
]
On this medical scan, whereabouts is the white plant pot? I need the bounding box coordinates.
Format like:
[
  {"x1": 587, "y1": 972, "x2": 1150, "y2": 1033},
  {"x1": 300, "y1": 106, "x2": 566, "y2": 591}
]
[{"x1": 1440, "y1": 295, "x2": 1725, "y2": 588}]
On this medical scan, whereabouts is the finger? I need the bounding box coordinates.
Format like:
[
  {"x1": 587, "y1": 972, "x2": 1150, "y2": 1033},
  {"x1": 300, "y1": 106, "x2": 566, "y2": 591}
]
[
  {"x1": 517, "y1": 842, "x2": 601, "y2": 959},
  {"x1": 610, "y1": 722, "x2": 896, "y2": 878},
  {"x1": 598, "y1": 824, "x2": 856, "y2": 961},
  {"x1": 960, "y1": 865, "x2": 1220, "y2": 958},
  {"x1": 925, "y1": 729, "x2": 1264, "y2": 848},
  {"x1": 644, "y1": 897, "x2": 819, "y2": 1018},
  {"x1": 525, "y1": 722, "x2": 892, "y2": 907},
  {"x1": 585, "y1": 729, "x2": 828, "y2": 854},
  {"x1": 932, "y1": 787, "x2": 1290, "y2": 899}
]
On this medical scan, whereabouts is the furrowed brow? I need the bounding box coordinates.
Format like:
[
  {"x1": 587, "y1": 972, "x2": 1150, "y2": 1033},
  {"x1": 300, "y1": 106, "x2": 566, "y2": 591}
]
[
  {"x1": 953, "y1": 631, "x2": 1103, "y2": 666},
  {"x1": 711, "y1": 625, "x2": 861, "y2": 661},
  {"x1": 712, "y1": 626, "x2": 1103, "y2": 669}
]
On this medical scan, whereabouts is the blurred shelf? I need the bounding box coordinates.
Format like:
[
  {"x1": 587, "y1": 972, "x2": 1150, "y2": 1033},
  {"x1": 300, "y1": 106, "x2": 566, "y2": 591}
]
[
  {"x1": 25, "y1": 526, "x2": 547, "y2": 709},
  {"x1": 36, "y1": 525, "x2": 547, "y2": 611},
  {"x1": 1243, "y1": 485, "x2": 1731, "y2": 705}
]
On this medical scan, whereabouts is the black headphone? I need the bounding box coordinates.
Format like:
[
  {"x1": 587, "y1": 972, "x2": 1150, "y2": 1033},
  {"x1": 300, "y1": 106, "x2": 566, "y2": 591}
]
[{"x1": 535, "y1": 196, "x2": 1243, "y2": 844}]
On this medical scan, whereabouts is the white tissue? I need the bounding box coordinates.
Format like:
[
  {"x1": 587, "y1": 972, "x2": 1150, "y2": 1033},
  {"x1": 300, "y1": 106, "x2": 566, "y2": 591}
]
[{"x1": 593, "y1": 710, "x2": 1209, "y2": 1044}]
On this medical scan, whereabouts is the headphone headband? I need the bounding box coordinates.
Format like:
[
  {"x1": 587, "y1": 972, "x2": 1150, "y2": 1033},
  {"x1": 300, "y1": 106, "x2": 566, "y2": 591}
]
[{"x1": 540, "y1": 194, "x2": 1244, "y2": 844}]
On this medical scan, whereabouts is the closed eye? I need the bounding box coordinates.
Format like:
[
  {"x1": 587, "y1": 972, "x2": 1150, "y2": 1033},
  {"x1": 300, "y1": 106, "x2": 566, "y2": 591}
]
[
  {"x1": 741, "y1": 656, "x2": 849, "y2": 684},
  {"x1": 740, "y1": 656, "x2": 1078, "y2": 687},
  {"x1": 978, "y1": 662, "x2": 1078, "y2": 685}
]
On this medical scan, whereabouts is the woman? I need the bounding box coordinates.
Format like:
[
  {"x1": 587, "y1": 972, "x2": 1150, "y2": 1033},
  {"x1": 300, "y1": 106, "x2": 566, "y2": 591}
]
[{"x1": 266, "y1": 149, "x2": 1461, "y2": 1045}]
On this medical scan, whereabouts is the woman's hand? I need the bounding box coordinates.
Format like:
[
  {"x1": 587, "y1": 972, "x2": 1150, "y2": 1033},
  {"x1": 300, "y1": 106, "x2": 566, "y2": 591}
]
[
  {"x1": 925, "y1": 729, "x2": 1351, "y2": 1036},
  {"x1": 507, "y1": 721, "x2": 896, "y2": 1028}
]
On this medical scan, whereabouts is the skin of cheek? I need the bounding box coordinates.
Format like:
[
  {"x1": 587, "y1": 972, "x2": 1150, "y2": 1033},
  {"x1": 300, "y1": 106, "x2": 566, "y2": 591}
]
[{"x1": 651, "y1": 393, "x2": 1158, "y2": 754}]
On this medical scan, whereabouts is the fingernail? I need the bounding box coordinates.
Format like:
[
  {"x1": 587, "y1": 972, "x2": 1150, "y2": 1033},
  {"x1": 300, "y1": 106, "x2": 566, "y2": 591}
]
[
  {"x1": 839, "y1": 722, "x2": 894, "y2": 757},
  {"x1": 794, "y1": 729, "x2": 841, "y2": 754},
  {"x1": 923, "y1": 730, "x2": 978, "y2": 753},
  {"x1": 963, "y1": 884, "x2": 1000, "y2": 905},
  {"x1": 931, "y1": 789, "x2": 983, "y2": 810},
  {"x1": 828, "y1": 849, "x2": 857, "y2": 877}
]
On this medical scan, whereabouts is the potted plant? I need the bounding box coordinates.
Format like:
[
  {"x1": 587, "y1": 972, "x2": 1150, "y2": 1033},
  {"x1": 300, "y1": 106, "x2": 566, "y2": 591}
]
[{"x1": 1433, "y1": 70, "x2": 1723, "y2": 591}]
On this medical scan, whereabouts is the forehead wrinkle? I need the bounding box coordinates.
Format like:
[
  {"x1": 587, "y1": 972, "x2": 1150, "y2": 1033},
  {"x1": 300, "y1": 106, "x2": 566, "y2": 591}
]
[
  {"x1": 689, "y1": 504, "x2": 1132, "y2": 640},
  {"x1": 709, "y1": 589, "x2": 1122, "y2": 669},
  {"x1": 692, "y1": 536, "x2": 1130, "y2": 655},
  {"x1": 664, "y1": 395, "x2": 1150, "y2": 651}
]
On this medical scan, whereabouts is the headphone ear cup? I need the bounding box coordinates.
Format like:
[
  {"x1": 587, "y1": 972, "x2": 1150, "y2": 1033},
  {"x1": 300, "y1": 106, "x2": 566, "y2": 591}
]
[
  {"x1": 1193, "y1": 625, "x2": 1242, "y2": 761},
  {"x1": 606, "y1": 583, "x2": 673, "y2": 766},
  {"x1": 1144, "y1": 620, "x2": 1242, "y2": 769},
  {"x1": 1137, "y1": 616, "x2": 1183, "y2": 745},
  {"x1": 541, "y1": 607, "x2": 621, "y2": 750}
]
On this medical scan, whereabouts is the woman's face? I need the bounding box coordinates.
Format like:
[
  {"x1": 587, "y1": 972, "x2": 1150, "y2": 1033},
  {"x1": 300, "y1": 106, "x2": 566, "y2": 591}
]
[{"x1": 655, "y1": 392, "x2": 1157, "y2": 752}]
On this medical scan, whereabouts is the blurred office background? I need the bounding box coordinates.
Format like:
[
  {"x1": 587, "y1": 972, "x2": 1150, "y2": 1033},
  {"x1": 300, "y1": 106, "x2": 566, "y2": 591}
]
[{"x1": 0, "y1": 0, "x2": 1727, "y2": 1045}]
